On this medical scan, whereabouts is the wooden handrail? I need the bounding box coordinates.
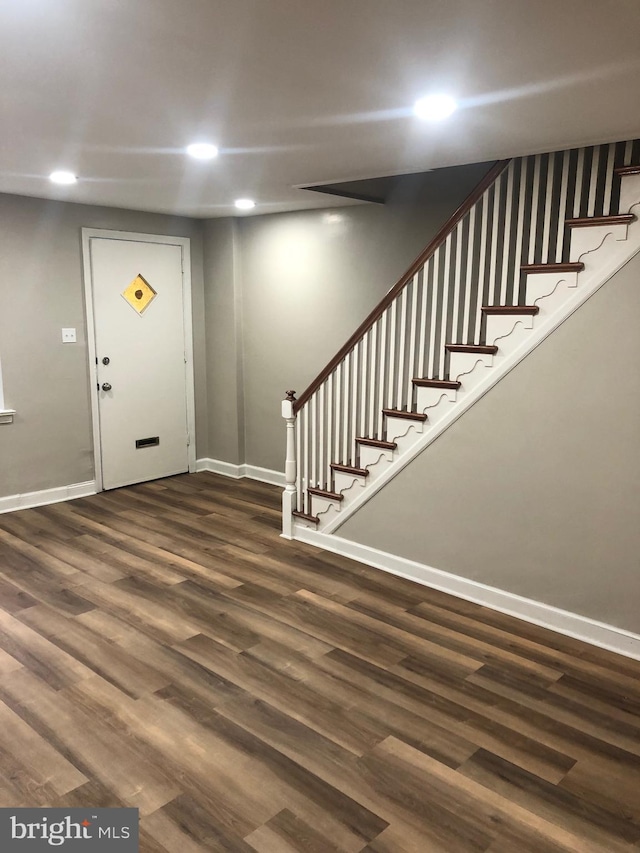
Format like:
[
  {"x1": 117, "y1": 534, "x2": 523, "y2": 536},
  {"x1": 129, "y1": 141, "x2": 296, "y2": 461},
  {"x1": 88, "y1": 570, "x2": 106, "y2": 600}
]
[{"x1": 293, "y1": 159, "x2": 511, "y2": 413}]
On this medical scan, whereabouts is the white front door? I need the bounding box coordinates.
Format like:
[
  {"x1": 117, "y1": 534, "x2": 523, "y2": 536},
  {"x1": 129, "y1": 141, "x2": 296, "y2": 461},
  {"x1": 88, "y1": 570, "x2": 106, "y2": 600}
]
[{"x1": 83, "y1": 231, "x2": 194, "y2": 490}]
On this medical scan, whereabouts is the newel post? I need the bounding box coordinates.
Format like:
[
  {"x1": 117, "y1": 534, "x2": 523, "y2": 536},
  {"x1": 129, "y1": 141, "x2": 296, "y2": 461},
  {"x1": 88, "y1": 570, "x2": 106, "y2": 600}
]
[{"x1": 281, "y1": 390, "x2": 297, "y2": 539}]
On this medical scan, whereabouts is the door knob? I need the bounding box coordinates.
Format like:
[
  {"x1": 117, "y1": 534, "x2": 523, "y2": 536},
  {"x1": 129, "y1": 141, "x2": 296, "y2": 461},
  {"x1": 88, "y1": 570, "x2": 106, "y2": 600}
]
[
  {"x1": 101, "y1": 383, "x2": 112, "y2": 391},
  {"x1": 102, "y1": 356, "x2": 110, "y2": 365}
]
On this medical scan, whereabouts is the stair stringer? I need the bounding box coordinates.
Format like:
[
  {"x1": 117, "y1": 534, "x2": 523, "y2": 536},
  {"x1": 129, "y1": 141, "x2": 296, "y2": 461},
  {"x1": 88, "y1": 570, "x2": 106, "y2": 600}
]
[{"x1": 294, "y1": 214, "x2": 640, "y2": 538}]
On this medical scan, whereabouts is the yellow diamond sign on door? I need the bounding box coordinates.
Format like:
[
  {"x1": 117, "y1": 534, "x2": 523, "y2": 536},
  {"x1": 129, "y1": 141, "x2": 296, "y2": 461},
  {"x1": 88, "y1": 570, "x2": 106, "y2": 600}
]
[{"x1": 122, "y1": 274, "x2": 157, "y2": 314}]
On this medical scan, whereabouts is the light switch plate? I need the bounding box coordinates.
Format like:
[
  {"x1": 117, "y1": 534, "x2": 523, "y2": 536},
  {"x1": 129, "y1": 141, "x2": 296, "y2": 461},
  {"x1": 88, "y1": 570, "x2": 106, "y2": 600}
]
[{"x1": 61, "y1": 328, "x2": 76, "y2": 343}]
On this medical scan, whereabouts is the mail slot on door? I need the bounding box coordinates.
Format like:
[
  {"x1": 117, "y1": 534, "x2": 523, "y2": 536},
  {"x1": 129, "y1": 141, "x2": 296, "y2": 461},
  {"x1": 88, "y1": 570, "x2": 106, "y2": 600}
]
[{"x1": 135, "y1": 436, "x2": 160, "y2": 449}]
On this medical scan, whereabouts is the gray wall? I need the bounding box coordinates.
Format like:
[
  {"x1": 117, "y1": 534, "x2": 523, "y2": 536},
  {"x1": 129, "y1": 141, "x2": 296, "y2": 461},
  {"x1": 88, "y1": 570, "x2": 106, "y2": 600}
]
[
  {"x1": 0, "y1": 193, "x2": 205, "y2": 497},
  {"x1": 203, "y1": 217, "x2": 245, "y2": 465},
  {"x1": 226, "y1": 163, "x2": 491, "y2": 472},
  {"x1": 340, "y1": 252, "x2": 640, "y2": 634}
]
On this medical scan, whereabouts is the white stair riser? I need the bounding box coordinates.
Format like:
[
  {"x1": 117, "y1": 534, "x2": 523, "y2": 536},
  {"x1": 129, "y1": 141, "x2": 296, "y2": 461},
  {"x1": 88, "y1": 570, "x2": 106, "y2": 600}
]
[
  {"x1": 309, "y1": 494, "x2": 341, "y2": 516},
  {"x1": 582, "y1": 231, "x2": 640, "y2": 282},
  {"x1": 416, "y1": 395, "x2": 456, "y2": 425},
  {"x1": 358, "y1": 445, "x2": 394, "y2": 470},
  {"x1": 333, "y1": 471, "x2": 367, "y2": 495},
  {"x1": 485, "y1": 314, "x2": 535, "y2": 346},
  {"x1": 569, "y1": 223, "x2": 630, "y2": 263},
  {"x1": 384, "y1": 417, "x2": 424, "y2": 443},
  {"x1": 448, "y1": 352, "x2": 494, "y2": 389},
  {"x1": 490, "y1": 321, "x2": 534, "y2": 362},
  {"x1": 415, "y1": 386, "x2": 458, "y2": 412},
  {"x1": 526, "y1": 271, "x2": 578, "y2": 308}
]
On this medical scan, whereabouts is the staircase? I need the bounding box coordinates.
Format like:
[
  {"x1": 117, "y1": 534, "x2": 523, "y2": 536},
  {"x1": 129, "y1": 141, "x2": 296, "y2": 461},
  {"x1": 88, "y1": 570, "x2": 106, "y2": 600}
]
[{"x1": 282, "y1": 139, "x2": 640, "y2": 539}]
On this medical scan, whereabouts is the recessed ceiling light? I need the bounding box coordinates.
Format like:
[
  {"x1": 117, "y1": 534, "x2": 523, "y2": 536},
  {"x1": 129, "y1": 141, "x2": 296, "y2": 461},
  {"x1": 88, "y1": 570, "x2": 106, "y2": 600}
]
[
  {"x1": 186, "y1": 143, "x2": 219, "y2": 160},
  {"x1": 413, "y1": 94, "x2": 458, "y2": 121},
  {"x1": 49, "y1": 170, "x2": 77, "y2": 185},
  {"x1": 234, "y1": 198, "x2": 255, "y2": 211}
]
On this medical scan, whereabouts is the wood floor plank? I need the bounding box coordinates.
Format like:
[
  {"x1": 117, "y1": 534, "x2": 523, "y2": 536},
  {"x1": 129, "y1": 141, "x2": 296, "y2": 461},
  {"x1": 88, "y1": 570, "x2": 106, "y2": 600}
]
[
  {"x1": 409, "y1": 597, "x2": 640, "y2": 692},
  {"x1": 245, "y1": 808, "x2": 348, "y2": 853},
  {"x1": 69, "y1": 577, "x2": 200, "y2": 645},
  {"x1": 142, "y1": 801, "x2": 239, "y2": 853},
  {"x1": 175, "y1": 633, "x2": 391, "y2": 756},
  {"x1": 76, "y1": 610, "x2": 246, "y2": 709},
  {"x1": 34, "y1": 535, "x2": 128, "y2": 584},
  {"x1": 0, "y1": 574, "x2": 39, "y2": 613},
  {"x1": 559, "y1": 756, "x2": 640, "y2": 823},
  {"x1": 0, "y1": 669, "x2": 179, "y2": 815},
  {"x1": 0, "y1": 697, "x2": 88, "y2": 797},
  {"x1": 459, "y1": 747, "x2": 640, "y2": 847},
  {"x1": 0, "y1": 608, "x2": 93, "y2": 688},
  {"x1": 236, "y1": 639, "x2": 479, "y2": 771},
  {"x1": 466, "y1": 665, "x2": 640, "y2": 759},
  {"x1": 63, "y1": 514, "x2": 244, "y2": 591},
  {"x1": 363, "y1": 736, "x2": 631, "y2": 853},
  {"x1": 18, "y1": 603, "x2": 172, "y2": 698},
  {"x1": 318, "y1": 648, "x2": 577, "y2": 784},
  {"x1": 0, "y1": 472, "x2": 636, "y2": 852}
]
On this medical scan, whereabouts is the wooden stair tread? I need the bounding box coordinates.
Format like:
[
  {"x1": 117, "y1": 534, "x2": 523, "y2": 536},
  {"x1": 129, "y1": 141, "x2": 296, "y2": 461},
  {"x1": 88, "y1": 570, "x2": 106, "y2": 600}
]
[
  {"x1": 382, "y1": 409, "x2": 428, "y2": 422},
  {"x1": 307, "y1": 487, "x2": 344, "y2": 501},
  {"x1": 356, "y1": 437, "x2": 397, "y2": 450},
  {"x1": 565, "y1": 214, "x2": 635, "y2": 228},
  {"x1": 412, "y1": 378, "x2": 461, "y2": 389},
  {"x1": 445, "y1": 344, "x2": 498, "y2": 354},
  {"x1": 330, "y1": 463, "x2": 369, "y2": 476},
  {"x1": 615, "y1": 165, "x2": 640, "y2": 177},
  {"x1": 482, "y1": 305, "x2": 539, "y2": 315},
  {"x1": 521, "y1": 262, "x2": 584, "y2": 273},
  {"x1": 292, "y1": 510, "x2": 319, "y2": 523}
]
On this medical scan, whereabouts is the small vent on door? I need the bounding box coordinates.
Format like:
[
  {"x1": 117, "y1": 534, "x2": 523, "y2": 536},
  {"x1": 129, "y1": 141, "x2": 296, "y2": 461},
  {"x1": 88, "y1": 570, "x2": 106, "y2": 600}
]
[
  {"x1": 136, "y1": 436, "x2": 160, "y2": 449},
  {"x1": 122, "y1": 274, "x2": 157, "y2": 314}
]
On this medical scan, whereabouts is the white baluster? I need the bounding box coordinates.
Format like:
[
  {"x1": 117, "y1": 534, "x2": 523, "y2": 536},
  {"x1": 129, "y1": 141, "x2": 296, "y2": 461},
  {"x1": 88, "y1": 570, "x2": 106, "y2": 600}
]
[
  {"x1": 462, "y1": 208, "x2": 475, "y2": 341},
  {"x1": 396, "y1": 287, "x2": 408, "y2": 409},
  {"x1": 450, "y1": 223, "x2": 463, "y2": 342},
  {"x1": 603, "y1": 143, "x2": 615, "y2": 216},
  {"x1": 427, "y1": 250, "x2": 439, "y2": 377},
  {"x1": 377, "y1": 311, "x2": 387, "y2": 435},
  {"x1": 500, "y1": 161, "x2": 515, "y2": 301},
  {"x1": 474, "y1": 193, "x2": 489, "y2": 343},
  {"x1": 417, "y1": 262, "x2": 429, "y2": 377},
  {"x1": 406, "y1": 272, "x2": 420, "y2": 405},
  {"x1": 555, "y1": 151, "x2": 570, "y2": 263},
  {"x1": 488, "y1": 177, "x2": 502, "y2": 304},
  {"x1": 573, "y1": 148, "x2": 585, "y2": 218},
  {"x1": 530, "y1": 155, "x2": 542, "y2": 261},
  {"x1": 587, "y1": 145, "x2": 600, "y2": 217},
  {"x1": 368, "y1": 324, "x2": 377, "y2": 436},
  {"x1": 541, "y1": 153, "x2": 555, "y2": 263}
]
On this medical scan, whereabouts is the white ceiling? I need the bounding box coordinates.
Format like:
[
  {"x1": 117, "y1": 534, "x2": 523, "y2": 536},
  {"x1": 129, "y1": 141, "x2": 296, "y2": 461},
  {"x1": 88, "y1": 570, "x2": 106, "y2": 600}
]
[{"x1": 1, "y1": 0, "x2": 639, "y2": 218}]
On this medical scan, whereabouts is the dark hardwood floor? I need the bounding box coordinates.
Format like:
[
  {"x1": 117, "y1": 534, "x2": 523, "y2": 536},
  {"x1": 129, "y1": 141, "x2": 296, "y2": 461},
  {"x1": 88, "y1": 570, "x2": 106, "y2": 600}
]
[{"x1": 0, "y1": 472, "x2": 639, "y2": 851}]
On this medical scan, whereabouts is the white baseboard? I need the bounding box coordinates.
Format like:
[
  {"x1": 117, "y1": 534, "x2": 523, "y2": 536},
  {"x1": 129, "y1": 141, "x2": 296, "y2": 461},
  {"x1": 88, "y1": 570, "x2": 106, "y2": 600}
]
[
  {"x1": 195, "y1": 458, "x2": 243, "y2": 478},
  {"x1": 196, "y1": 458, "x2": 285, "y2": 487},
  {"x1": 0, "y1": 481, "x2": 97, "y2": 515},
  {"x1": 294, "y1": 527, "x2": 640, "y2": 662},
  {"x1": 244, "y1": 465, "x2": 285, "y2": 487}
]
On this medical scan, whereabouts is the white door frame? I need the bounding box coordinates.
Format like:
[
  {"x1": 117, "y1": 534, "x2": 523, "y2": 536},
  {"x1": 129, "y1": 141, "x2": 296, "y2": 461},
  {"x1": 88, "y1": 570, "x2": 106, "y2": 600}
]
[{"x1": 81, "y1": 228, "x2": 196, "y2": 492}]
